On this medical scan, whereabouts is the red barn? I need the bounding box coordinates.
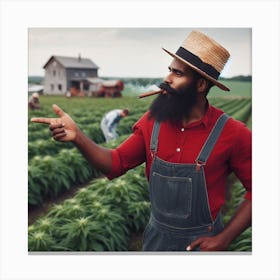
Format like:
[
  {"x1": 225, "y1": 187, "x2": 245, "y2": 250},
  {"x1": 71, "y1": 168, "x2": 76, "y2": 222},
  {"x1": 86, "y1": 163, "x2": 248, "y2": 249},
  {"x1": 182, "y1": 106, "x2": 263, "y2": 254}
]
[{"x1": 95, "y1": 80, "x2": 124, "y2": 98}]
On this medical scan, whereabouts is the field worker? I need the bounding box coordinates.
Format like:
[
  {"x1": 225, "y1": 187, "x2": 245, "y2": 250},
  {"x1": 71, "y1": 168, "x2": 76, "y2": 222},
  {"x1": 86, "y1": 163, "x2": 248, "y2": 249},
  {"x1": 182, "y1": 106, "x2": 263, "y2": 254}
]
[
  {"x1": 28, "y1": 92, "x2": 41, "y2": 110},
  {"x1": 100, "y1": 108, "x2": 129, "y2": 142},
  {"x1": 31, "y1": 30, "x2": 251, "y2": 252}
]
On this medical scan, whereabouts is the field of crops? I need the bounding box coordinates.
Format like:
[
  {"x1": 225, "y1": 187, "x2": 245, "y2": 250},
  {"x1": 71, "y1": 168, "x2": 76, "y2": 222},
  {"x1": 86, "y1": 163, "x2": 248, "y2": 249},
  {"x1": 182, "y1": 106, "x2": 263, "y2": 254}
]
[{"x1": 28, "y1": 82, "x2": 252, "y2": 252}]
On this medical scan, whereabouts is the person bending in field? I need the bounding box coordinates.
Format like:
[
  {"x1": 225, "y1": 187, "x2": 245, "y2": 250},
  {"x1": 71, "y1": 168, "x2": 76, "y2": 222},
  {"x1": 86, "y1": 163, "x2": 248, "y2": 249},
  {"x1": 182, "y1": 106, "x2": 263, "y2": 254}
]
[
  {"x1": 31, "y1": 30, "x2": 252, "y2": 251},
  {"x1": 100, "y1": 108, "x2": 129, "y2": 142},
  {"x1": 28, "y1": 92, "x2": 41, "y2": 110}
]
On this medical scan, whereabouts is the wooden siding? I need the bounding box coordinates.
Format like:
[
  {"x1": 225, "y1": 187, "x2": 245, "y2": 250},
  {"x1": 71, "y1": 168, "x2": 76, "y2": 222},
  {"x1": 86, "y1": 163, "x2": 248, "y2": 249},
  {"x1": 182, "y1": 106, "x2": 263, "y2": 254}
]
[
  {"x1": 43, "y1": 61, "x2": 67, "y2": 95},
  {"x1": 43, "y1": 57, "x2": 98, "y2": 95}
]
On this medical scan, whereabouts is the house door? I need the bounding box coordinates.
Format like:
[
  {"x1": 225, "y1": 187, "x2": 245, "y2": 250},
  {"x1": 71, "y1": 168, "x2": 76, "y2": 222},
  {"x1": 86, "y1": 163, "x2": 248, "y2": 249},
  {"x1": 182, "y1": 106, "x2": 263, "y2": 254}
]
[{"x1": 70, "y1": 81, "x2": 80, "y2": 89}]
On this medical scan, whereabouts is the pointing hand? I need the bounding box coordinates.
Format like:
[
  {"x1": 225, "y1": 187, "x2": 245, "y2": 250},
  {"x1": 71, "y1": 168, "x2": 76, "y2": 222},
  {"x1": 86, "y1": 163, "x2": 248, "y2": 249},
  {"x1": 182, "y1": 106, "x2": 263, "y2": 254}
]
[{"x1": 31, "y1": 104, "x2": 78, "y2": 142}]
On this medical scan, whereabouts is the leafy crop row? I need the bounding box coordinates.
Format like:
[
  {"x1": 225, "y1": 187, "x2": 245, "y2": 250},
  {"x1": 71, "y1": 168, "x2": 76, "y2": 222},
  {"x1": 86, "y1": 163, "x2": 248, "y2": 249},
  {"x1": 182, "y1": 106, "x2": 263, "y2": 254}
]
[
  {"x1": 28, "y1": 95, "x2": 252, "y2": 251},
  {"x1": 231, "y1": 100, "x2": 252, "y2": 123},
  {"x1": 28, "y1": 165, "x2": 150, "y2": 251},
  {"x1": 28, "y1": 97, "x2": 150, "y2": 206},
  {"x1": 222, "y1": 179, "x2": 252, "y2": 251},
  {"x1": 29, "y1": 163, "x2": 251, "y2": 251},
  {"x1": 29, "y1": 139, "x2": 74, "y2": 158},
  {"x1": 28, "y1": 149, "x2": 100, "y2": 206}
]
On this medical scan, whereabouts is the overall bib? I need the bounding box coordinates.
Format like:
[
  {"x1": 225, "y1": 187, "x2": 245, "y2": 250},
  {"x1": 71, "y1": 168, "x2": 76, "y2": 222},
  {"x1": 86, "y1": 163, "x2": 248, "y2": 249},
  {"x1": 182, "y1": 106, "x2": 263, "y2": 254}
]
[{"x1": 143, "y1": 113, "x2": 229, "y2": 251}]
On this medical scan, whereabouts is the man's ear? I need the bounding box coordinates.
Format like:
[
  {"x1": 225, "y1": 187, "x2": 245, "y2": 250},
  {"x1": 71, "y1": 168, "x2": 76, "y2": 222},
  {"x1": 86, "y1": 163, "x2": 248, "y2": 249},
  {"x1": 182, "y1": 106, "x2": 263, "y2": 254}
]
[{"x1": 197, "y1": 78, "x2": 208, "y2": 94}]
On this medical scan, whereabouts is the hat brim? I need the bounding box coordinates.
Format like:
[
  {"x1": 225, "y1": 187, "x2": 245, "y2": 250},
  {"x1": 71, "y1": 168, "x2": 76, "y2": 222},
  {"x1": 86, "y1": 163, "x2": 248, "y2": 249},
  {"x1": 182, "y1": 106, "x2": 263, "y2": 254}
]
[{"x1": 162, "y1": 48, "x2": 230, "y2": 92}]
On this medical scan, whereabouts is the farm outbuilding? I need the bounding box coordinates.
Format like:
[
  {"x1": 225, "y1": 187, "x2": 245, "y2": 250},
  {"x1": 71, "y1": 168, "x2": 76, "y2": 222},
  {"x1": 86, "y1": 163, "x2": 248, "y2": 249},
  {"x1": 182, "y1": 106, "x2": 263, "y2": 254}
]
[
  {"x1": 28, "y1": 84, "x2": 44, "y2": 95},
  {"x1": 94, "y1": 80, "x2": 124, "y2": 98}
]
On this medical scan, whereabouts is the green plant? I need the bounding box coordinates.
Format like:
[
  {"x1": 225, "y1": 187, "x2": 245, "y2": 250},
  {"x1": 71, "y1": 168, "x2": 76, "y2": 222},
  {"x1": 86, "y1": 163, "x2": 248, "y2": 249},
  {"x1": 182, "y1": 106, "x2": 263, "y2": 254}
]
[
  {"x1": 28, "y1": 93, "x2": 252, "y2": 251},
  {"x1": 28, "y1": 230, "x2": 56, "y2": 251},
  {"x1": 222, "y1": 180, "x2": 252, "y2": 251}
]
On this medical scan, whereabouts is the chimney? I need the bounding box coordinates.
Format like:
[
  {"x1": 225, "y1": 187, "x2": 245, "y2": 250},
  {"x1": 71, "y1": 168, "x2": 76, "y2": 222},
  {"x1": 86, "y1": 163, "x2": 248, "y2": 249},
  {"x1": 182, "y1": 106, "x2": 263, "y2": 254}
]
[{"x1": 78, "y1": 53, "x2": 81, "y2": 62}]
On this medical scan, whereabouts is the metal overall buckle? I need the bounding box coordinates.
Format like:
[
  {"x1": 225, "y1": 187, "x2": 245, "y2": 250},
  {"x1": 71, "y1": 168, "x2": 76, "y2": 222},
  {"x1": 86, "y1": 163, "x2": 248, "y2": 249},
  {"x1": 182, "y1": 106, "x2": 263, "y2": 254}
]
[
  {"x1": 151, "y1": 150, "x2": 156, "y2": 159},
  {"x1": 195, "y1": 159, "x2": 205, "y2": 172}
]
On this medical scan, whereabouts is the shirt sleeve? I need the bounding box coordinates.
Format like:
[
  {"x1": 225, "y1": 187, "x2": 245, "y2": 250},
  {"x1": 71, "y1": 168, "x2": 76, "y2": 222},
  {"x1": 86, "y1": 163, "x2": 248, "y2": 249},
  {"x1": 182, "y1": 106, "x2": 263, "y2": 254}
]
[
  {"x1": 105, "y1": 114, "x2": 148, "y2": 179},
  {"x1": 229, "y1": 120, "x2": 252, "y2": 201}
]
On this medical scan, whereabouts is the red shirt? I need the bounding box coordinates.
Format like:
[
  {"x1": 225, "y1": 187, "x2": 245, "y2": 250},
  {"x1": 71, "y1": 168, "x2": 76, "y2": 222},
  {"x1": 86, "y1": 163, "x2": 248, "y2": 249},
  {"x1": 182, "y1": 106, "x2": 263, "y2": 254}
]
[{"x1": 107, "y1": 104, "x2": 252, "y2": 220}]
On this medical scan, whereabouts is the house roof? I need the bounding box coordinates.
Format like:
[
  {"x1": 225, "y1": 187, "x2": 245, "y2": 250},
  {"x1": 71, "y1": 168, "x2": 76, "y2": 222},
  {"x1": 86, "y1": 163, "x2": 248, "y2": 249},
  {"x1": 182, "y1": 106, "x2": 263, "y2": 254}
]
[
  {"x1": 102, "y1": 80, "x2": 122, "y2": 87},
  {"x1": 43, "y1": 55, "x2": 99, "y2": 69}
]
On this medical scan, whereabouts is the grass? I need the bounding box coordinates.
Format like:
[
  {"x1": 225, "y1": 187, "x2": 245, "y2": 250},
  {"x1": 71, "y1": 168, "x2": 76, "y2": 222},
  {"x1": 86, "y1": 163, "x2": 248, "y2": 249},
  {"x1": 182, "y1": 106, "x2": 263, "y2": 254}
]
[
  {"x1": 209, "y1": 80, "x2": 252, "y2": 98},
  {"x1": 32, "y1": 80, "x2": 251, "y2": 116}
]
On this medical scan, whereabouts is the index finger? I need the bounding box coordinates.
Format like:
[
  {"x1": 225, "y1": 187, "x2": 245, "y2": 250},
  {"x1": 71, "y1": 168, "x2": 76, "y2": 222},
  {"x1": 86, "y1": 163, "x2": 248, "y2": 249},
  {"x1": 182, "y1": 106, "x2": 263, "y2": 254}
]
[
  {"x1": 186, "y1": 237, "x2": 203, "y2": 251},
  {"x1": 31, "y1": 117, "x2": 52, "y2": 125}
]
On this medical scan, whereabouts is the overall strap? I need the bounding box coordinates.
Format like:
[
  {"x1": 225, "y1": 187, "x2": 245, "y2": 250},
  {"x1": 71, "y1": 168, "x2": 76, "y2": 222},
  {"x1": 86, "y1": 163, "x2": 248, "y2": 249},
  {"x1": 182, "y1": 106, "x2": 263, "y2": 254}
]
[
  {"x1": 195, "y1": 113, "x2": 230, "y2": 169},
  {"x1": 150, "y1": 121, "x2": 161, "y2": 157}
]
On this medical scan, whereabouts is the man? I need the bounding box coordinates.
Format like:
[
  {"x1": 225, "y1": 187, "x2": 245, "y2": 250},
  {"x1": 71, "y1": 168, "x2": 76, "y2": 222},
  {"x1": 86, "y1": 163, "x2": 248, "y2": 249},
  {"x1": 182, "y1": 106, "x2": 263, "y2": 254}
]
[
  {"x1": 31, "y1": 30, "x2": 251, "y2": 251},
  {"x1": 100, "y1": 108, "x2": 129, "y2": 142},
  {"x1": 28, "y1": 92, "x2": 41, "y2": 110}
]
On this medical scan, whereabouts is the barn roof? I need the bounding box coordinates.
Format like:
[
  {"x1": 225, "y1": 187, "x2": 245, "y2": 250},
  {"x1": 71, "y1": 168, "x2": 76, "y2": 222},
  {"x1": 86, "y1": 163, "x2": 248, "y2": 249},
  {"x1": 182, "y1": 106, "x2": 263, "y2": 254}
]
[
  {"x1": 102, "y1": 80, "x2": 121, "y2": 87},
  {"x1": 87, "y1": 77, "x2": 105, "y2": 84},
  {"x1": 43, "y1": 55, "x2": 99, "y2": 69}
]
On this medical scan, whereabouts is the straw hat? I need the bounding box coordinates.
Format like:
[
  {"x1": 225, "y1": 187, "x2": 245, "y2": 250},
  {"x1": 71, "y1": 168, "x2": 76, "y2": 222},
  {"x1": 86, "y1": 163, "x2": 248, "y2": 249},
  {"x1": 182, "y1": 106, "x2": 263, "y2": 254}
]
[{"x1": 162, "y1": 30, "x2": 230, "y2": 91}]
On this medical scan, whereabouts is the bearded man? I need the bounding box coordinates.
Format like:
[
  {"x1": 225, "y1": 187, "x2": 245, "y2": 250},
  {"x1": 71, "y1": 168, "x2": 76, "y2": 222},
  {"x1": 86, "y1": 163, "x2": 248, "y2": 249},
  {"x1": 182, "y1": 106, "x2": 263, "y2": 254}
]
[{"x1": 31, "y1": 30, "x2": 251, "y2": 251}]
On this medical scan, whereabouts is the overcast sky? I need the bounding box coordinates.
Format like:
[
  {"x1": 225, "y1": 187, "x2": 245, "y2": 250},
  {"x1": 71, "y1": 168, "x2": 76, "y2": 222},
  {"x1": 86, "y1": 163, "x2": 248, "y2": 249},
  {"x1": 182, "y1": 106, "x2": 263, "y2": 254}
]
[
  {"x1": 28, "y1": 28, "x2": 251, "y2": 79},
  {"x1": 1, "y1": 1, "x2": 280, "y2": 280}
]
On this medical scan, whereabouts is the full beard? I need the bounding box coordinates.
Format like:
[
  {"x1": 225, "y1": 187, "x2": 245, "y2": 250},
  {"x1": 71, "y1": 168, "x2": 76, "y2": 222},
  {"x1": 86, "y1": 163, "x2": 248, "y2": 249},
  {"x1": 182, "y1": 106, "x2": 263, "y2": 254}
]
[{"x1": 149, "y1": 81, "x2": 198, "y2": 123}]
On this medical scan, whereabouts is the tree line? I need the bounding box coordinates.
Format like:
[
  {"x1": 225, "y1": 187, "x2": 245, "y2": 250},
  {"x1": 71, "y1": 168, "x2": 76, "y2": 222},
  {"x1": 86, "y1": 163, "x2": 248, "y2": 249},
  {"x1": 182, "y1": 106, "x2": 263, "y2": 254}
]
[{"x1": 28, "y1": 75, "x2": 252, "y2": 86}]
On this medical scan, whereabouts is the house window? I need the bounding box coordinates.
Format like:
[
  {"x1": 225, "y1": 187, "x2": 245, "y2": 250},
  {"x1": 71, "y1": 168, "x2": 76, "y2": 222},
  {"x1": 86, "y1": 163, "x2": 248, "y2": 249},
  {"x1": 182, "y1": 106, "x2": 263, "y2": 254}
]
[
  {"x1": 53, "y1": 70, "x2": 56, "y2": 76},
  {"x1": 75, "y1": 72, "x2": 79, "y2": 77},
  {"x1": 82, "y1": 72, "x2": 86, "y2": 77},
  {"x1": 51, "y1": 84, "x2": 54, "y2": 91},
  {"x1": 58, "y1": 84, "x2": 62, "y2": 91}
]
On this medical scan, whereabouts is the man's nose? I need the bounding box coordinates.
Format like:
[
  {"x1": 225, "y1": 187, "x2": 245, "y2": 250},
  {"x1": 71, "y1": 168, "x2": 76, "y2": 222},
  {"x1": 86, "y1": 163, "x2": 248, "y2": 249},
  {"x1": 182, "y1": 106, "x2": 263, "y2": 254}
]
[{"x1": 163, "y1": 72, "x2": 172, "y2": 84}]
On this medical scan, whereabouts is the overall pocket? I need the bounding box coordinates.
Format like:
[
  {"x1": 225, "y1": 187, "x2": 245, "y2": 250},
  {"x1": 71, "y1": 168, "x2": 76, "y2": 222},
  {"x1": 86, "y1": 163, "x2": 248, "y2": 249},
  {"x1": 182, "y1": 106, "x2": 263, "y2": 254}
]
[{"x1": 150, "y1": 172, "x2": 192, "y2": 219}]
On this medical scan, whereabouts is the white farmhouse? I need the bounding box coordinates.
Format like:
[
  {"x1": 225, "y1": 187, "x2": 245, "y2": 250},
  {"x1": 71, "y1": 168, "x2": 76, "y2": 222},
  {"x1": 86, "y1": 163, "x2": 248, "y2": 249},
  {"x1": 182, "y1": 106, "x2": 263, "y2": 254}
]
[{"x1": 43, "y1": 55, "x2": 100, "y2": 96}]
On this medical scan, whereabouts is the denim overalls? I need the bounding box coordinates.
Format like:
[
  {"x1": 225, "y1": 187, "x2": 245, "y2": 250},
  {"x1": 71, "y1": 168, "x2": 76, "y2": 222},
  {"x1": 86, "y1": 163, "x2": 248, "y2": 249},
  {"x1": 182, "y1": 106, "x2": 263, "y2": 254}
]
[{"x1": 143, "y1": 113, "x2": 229, "y2": 251}]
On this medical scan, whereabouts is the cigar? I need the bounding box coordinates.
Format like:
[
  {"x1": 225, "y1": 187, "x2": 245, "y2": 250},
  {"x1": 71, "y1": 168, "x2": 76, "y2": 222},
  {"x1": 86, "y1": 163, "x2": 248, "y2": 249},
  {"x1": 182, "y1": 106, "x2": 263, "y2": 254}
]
[{"x1": 138, "y1": 89, "x2": 164, "y2": 98}]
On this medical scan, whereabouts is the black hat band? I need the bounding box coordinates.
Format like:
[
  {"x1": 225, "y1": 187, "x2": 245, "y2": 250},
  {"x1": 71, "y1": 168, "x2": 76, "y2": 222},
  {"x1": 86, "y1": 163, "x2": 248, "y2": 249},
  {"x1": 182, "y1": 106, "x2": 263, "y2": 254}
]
[{"x1": 175, "y1": 47, "x2": 220, "y2": 80}]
